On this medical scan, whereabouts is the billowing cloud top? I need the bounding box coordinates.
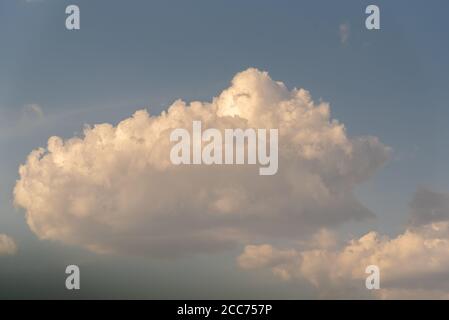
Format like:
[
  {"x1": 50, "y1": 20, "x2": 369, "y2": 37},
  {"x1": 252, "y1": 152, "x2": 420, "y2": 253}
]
[{"x1": 14, "y1": 68, "x2": 389, "y2": 257}]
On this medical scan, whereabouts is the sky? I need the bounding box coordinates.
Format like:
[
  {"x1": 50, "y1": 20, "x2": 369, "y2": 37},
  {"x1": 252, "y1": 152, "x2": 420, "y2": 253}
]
[{"x1": 1, "y1": 0, "x2": 449, "y2": 299}]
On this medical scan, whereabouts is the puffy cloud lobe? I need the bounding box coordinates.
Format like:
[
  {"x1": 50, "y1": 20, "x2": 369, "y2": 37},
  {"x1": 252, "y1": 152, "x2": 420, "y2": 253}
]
[
  {"x1": 0, "y1": 234, "x2": 17, "y2": 255},
  {"x1": 14, "y1": 68, "x2": 389, "y2": 257}
]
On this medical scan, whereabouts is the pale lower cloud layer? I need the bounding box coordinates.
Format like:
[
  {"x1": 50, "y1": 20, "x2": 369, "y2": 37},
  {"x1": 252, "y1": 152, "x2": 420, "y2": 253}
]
[
  {"x1": 0, "y1": 234, "x2": 17, "y2": 255},
  {"x1": 13, "y1": 68, "x2": 389, "y2": 257},
  {"x1": 238, "y1": 188, "x2": 449, "y2": 299}
]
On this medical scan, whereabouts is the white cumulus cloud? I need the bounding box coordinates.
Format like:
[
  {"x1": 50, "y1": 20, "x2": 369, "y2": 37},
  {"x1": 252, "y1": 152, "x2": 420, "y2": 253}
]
[{"x1": 14, "y1": 68, "x2": 389, "y2": 257}]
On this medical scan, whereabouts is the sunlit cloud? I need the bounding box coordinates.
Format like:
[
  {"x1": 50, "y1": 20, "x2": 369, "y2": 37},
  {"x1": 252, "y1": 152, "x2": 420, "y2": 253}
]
[{"x1": 14, "y1": 68, "x2": 389, "y2": 258}]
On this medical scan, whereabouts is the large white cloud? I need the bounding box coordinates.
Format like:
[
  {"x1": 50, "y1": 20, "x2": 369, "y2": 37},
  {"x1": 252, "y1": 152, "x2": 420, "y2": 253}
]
[
  {"x1": 238, "y1": 188, "x2": 449, "y2": 299},
  {"x1": 14, "y1": 68, "x2": 389, "y2": 257},
  {"x1": 0, "y1": 234, "x2": 17, "y2": 255}
]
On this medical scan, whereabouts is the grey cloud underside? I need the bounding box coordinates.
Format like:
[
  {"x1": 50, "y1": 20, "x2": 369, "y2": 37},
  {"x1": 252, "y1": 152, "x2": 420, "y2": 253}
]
[{"x1": 409, "y1": 187, "x2": 449, "y2": 227}]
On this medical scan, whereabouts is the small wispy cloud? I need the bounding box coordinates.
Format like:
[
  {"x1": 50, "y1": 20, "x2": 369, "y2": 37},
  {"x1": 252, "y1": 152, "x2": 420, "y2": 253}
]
[
  {"x1": 339, "y1": 22, "x2": 350, "y2": 45},
  {"x1": 0, "y1": 234, "x2": 17, "y2": 256},
  {"x1": 22, "y1": 103, "x2": 44, "y2": 121},
  {"x1": 0, "y1": 103, "x2": 45, "y2": 141}
]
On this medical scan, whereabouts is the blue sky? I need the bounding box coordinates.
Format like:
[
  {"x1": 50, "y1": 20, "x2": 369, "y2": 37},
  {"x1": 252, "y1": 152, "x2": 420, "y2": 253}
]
[{"x1": 1, "y1": 0, "x2": 449, "y2": 298}]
